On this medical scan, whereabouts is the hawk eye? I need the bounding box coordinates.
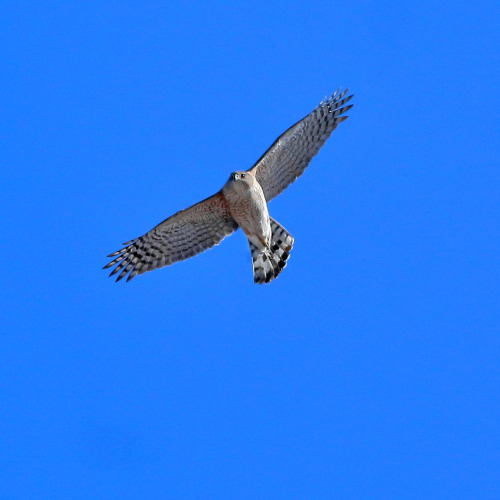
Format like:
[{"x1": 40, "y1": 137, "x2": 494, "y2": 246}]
[{"x1": 241, "y1": 173, "x2": 246, "y2": 178}]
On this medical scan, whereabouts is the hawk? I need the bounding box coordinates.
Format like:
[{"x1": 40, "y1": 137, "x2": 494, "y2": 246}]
[{"x1": 104, "y1": 89, "x2": 353, "y2": 284}]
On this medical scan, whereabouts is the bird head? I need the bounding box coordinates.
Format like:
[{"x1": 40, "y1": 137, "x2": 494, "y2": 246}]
[{"x1": 229, "y1": 171, "x2": 253, "y2": 184}]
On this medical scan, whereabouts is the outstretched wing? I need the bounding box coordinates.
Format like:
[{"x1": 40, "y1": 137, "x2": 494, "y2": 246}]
[
  {"x1": 104, "y1": 192, "x2": 238, "y2": 282},
  {"x1": 248, "y1": 89, "x2": 353, "y2": 201}
]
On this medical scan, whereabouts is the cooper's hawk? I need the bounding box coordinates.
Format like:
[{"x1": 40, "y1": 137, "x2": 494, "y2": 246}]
[{"x1": 104, "y1": 89, "x2": 353, "y2": 284}]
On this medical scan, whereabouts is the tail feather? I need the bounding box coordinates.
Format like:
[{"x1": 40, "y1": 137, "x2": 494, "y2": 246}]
[{"x1": 250, "y1": 218, "x2": 294, "y2": 284}]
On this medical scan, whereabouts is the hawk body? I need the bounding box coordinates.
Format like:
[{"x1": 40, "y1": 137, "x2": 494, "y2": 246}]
[
  {"x1": 222, "y1": 171, "x2": 271, "y2": 248},
  {"x1": 104, "y1": 89, "x2": 353, "y2": 284},
  {"x1": 221, "y1": 170, "x2": 292, "y2": 283}
]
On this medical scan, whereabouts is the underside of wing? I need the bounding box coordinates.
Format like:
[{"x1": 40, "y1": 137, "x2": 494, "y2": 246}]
[
  {"x1": 103, "y1": 192, "x2": 238, "y2": 282},
  {"x1": 248, "y1": 89, "x2": 353, "y2": 201}
]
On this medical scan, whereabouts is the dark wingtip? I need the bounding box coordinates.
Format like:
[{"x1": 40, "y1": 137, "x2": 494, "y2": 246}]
[{"x1": 114, "y1": 270, "x2": 127, "y2": 282}]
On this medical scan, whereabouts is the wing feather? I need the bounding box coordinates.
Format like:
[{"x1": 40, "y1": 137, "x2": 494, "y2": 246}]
[
  {"x1": 248, "y1": 89, "x2": 353, "y2": 201},
  {"x1": 104, "y1": 192, "x2": 238, "y2": 282}
]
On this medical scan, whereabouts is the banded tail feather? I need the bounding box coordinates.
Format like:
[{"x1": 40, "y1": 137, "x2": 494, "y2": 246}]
[{"x1": 250, "y1": 218, "x2": 294, "y2": 284}]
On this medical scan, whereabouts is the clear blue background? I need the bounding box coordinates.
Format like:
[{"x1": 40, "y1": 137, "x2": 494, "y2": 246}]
[{"x1": 1, "y1": 1, "x2": 499, "y2": 499}]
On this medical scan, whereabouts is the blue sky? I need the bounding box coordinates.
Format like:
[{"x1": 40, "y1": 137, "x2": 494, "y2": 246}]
[{"x1": 1, "y1": 1, "x2": 499, "y2": 499}]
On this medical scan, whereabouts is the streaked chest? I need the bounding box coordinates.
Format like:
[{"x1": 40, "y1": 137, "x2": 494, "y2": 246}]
[{"x1": 223, "y1": 181, "x2": 270, "y2": 234}]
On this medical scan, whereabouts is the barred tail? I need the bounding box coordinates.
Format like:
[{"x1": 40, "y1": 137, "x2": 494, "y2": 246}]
[{"x1": 250, "y1": 218, "x2": 294, "y2": 284}]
